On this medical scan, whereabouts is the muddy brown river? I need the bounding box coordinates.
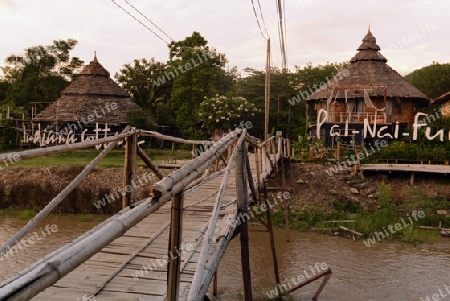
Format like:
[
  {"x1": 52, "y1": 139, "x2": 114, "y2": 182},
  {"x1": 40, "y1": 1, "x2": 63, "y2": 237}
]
[{"x1": 1, "y1": 216, "x2": 449, "y2": 300}]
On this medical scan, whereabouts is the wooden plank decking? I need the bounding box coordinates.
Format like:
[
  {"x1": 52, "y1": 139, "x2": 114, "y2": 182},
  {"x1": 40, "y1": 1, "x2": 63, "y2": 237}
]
[{"x1": 32, "y1": 156, "x2": 258, "y2": 301}]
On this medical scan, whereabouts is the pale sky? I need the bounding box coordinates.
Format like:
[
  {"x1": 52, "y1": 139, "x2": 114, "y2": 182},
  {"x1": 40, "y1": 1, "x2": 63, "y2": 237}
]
[{"x1": 0, "y1": 0, "x2": 448, "y2": 78}]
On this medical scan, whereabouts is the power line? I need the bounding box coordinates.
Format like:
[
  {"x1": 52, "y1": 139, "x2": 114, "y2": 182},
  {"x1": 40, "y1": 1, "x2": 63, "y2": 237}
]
[
  {"x1": 256, "y1": 0, "x2": 270, "y2": 39},
  {"x1": 282, "y1": 0, "x2": 288, "y2": 70},
  {"x1": 250, "y1": 0, "x2": 269, "y2": 40},
  {"x1": 276, "y1": 0, "x2": 288, "y2": 71},
  {"x1": 110, "y1": 0, "x2": 171, "y2": 45},
  {"x1": 122, "y1": 0, "x2": 174, "y2": 42}
]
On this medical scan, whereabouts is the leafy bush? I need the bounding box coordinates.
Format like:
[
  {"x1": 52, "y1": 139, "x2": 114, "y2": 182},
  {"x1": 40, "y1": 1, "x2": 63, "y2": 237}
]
[{"x1": 198, "y1": 95, "x2": 260, "y2": 131}]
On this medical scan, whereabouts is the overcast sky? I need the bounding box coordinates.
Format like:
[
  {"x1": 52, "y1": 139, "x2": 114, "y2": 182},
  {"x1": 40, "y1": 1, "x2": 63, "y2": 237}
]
[{"x1": 0, "y1": 0, "x2": 448, "y2": 78}]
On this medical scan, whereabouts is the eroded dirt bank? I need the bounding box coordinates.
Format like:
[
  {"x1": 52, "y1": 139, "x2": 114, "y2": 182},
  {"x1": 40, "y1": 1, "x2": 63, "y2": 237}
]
[{"x1": 0, "y1": 166, "x2": 154, "y2": 214}]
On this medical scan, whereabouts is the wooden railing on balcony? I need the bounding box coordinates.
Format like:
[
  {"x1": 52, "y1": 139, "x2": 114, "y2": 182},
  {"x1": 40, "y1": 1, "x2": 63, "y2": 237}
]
[{"x1": 327, "y1": 112, "x2": 387, "y2": 123}]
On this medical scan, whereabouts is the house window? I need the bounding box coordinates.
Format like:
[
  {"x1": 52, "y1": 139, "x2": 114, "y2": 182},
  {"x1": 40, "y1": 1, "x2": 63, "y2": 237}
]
[
  {"x1": 386, "y1": 99, "x2": 392, "y2": 115},
  {"x1": 357, "y1": 99, "x2": 365, "y2": 113}
]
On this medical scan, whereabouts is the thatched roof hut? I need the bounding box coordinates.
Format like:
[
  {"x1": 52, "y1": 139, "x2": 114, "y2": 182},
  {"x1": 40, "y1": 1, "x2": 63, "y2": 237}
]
[
  {"x1": 34, "y1": 54, "x2": 139, "y2": 125},
  {"x1": 433, "y1": 91, "x2": 450, "y2": 116},
  {"x1": 306, "y1": 30, "x2": 429, "y2": 105}
]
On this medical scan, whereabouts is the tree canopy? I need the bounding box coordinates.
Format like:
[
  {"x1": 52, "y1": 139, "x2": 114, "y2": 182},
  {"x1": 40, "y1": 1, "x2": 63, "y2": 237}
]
[
  {"x1": 406, "y1": 62, "x2": 450, "y2": 99},
  {"x1": 1, "y1": 39, "x2": 83, "y2": 107}
]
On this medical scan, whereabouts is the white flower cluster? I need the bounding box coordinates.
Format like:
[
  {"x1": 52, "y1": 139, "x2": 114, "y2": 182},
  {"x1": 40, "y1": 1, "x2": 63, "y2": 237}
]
[{"x1": 198, "y1": 95, "x2": 260, "y2": 130}]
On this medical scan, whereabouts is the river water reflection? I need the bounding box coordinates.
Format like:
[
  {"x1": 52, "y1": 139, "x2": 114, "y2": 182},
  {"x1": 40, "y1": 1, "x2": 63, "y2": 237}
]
[
  {"x1": 218, "y1": 226, "x2": 450, "y2": 300},
  {"x1": 1, "y1": 216, "x2": 449, "y2": 300}
]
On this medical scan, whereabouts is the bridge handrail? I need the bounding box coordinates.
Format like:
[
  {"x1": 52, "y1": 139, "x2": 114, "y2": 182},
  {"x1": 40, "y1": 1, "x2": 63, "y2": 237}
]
[
  {"x1": 187, "y1": 129, "x2": 247, "y2": 299},
  {"x1": 0, "y1": 128, "x2": 289, "y2": 300},
  {"x1": 153, "y1": 129, "x2": 242, "y2": 196}
]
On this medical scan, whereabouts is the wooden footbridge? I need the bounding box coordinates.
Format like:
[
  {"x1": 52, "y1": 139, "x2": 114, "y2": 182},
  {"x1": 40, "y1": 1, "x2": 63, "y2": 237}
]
[{"x1": 0, "y1": 128, "x2": 325, "y2": 301}]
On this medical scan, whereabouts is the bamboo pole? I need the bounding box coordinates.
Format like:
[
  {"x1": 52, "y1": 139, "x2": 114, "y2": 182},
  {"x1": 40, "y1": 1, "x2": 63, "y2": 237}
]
[
  {"x1": 255, "y1": 141, "x2": 261, "y2": 190},
  {"x1": 193, "y1": 212, "x2": 238, "y2": 298},
  {"x1": 273, "y1": 139, "x2": 278, "y2": 174},
  {"x1": 187, "y1": 131, "x2": 247, "y2": 301},
  {"x1": 0, "y1": 138, "x2": 119, "y2": 257},
  {"x1": 245, "y1": 152, "x2": 258, "y2": 204},
  {"x1": 235, "y1": 138, "x2": 253, "y2": 301},
  {"x1": 153, "y1": 130, "x2": 241, "y2": 196},
  {"x1": 123, "y1": 133, "x2": 137, "y2": 209},
  {"x1": 264, "y1": 38, "x2": 271, "y2": 147},
  {"x1": 0, "y1": 128, "x2": 137, "y2": 161},
  {"x1": 0, "y1": 134, "x2": 240, "y2": 300},
  {"x1": 140, "y1": 130, "x2": 213, "y2": 145},
  {"x1": 137, "y1": 147, "x2": 165, "y2": 179},
  {"x1": 167, "y1": 192, "x2": 183, "y2": 301},
  {"x1": 287, "y1": 268, "x2": 332, "y2": 295}
]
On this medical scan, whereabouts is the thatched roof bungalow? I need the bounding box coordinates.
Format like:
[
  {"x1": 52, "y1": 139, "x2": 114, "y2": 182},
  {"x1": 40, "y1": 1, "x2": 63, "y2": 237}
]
[
  {"x1": 433, "y1": 91, "x2": 450, "y2": 117},
  {"x1": 34, "y1": 54, "x2": 139, "y2": 126},
  {"x1": 306, "y1": 30, "x2": 429, "y2": 145}
]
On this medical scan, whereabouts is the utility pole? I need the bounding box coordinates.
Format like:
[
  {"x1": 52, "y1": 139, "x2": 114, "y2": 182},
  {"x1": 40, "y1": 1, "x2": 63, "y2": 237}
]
[{"x1": 264, "y1": 39, "x2": 271, "y2": 143}]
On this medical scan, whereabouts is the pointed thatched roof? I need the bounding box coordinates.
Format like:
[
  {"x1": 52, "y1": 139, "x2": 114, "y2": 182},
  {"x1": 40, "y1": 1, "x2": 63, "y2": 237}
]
[
  {"x1": 306, "y1": 30, "x2": 429, "y2": 106},
  {"x1": 34, "y1": 54, "x2": 139, "y2": 125}
]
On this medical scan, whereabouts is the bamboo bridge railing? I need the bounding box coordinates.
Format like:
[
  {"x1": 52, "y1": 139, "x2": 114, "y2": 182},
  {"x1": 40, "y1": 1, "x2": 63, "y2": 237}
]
[{"x1": 0, "y1": 127, "x2": 304, "y2": 301}]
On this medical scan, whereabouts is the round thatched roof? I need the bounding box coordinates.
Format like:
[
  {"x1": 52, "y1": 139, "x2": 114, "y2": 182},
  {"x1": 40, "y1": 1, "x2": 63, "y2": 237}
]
[
  {"x1": 306, "y1": 30, "x2": 429, "y2": 106},
  {"x1": 34, "y1": 54, "x2": 139, "y2": 125}
]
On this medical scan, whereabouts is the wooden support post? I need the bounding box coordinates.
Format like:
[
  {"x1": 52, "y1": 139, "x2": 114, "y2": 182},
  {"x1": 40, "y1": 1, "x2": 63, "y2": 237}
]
[
  {"x1": 167, "y1": 192, "x2": 184, "y2": 301},
  {"x1": 235, "y1": 139, "x2": 253, "y2": 301},
  {"x1": 137, "y1": 147, "x2": 165, "y2": 179},
  {"x1": 123, "y1": 133, "x2": 137, "y2": 209},
  {"x1": 213, "y1": 271, "x2": 218, "y2": 300},
  {"x1": 263, "y1": 182, "x2": 281, "y2": 299},
  {"x1": 281, "y1": 153, "x2": 290, "y2": 242},
  {"x1": 409, "y1": 172, "x2": 415, "y2": 185}
]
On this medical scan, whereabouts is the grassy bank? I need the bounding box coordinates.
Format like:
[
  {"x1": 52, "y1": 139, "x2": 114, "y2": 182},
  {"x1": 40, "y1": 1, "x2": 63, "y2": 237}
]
[
  {"x1": 262, "y1": 182, "x2": 448, "y2": 244},
  {"x1": 0, "y1": 209, "x2": 110, "y2": 223},
  {"x1": 10, "y1": 148, "x2": 192, "y2": 168}
]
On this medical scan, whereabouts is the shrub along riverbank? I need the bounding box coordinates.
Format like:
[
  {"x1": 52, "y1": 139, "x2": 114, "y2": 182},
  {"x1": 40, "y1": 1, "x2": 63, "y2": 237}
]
[{"x1": 265, "y1": 182, "x2": 447, "y2": 244}]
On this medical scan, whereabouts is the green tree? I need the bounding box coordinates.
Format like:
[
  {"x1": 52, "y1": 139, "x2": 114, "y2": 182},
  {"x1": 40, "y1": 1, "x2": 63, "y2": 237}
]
[
  {"x1": 115, "y1": 58, "x2": 170, "y2": 109},
  {"x1": 291, "y1": 62, "x2": 348, "y2": 135},
  {"x1": 1, "y1": 39, "x2": 83, "y2": 108},
  {"x1": 406, "y1": 62, "x2": 450, "y2": 99},
  {"x1": 168, "y1": 32, "x2": 232, "y2": 131}
]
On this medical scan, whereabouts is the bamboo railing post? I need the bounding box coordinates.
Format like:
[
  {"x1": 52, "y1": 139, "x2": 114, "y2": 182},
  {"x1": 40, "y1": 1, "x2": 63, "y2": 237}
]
[
  {"x1": 137, "y1": 147, "x2": 165, "y2": 179},
  {"x1": 245, "y1": 153, "x2": 259, "y2": 204},
  {"x1": 167, "y1": 192, "x2": 184, "y2": 301},
  {"x1": 258, "y1": 142, "x2": 263, "y2": 182},
  {"x1": 235, "y1": 138, "x2": 253, "y2": 301},
  {"x1": 123, "y1": 133, "x2": 137, "y2": 209},
  {"x1": 255, "y1": 140, "x2": 261, "y2": 190}
]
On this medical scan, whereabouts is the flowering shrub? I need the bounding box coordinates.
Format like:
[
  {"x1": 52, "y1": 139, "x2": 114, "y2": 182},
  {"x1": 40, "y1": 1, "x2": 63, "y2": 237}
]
[{"x1": 198, "y1": 95, "x2": 260, "y2": 130}]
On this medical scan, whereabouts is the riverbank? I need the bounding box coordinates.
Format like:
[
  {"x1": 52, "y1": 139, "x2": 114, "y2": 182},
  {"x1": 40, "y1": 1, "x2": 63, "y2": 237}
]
[
  {"x1": 264, "y1": 162, "x2": 450, "y2": 244},
  {"x1": 0, "y1": 165, "x2": 154, "y2": 214},
  {"x1": 1, "y1": 161, "x2": 449, "y2": 243}
]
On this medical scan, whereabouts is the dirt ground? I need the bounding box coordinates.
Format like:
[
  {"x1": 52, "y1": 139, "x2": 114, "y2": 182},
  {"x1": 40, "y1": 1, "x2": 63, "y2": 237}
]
[{"x1": 268, "y1": 161, "x2": 450, "y2": 211}]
